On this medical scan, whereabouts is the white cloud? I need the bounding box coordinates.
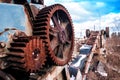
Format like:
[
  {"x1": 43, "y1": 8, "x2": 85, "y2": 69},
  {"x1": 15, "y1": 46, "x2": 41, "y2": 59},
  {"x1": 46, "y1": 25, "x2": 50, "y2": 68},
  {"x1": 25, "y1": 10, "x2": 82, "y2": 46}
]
[
  {"x1": 63, "y1": 2, "x2": 90, "y2": 15},
  {"x1": 45, "y1": 1, "x2": 92, "y2": 22},
  {"x1": 74, "y1": 13, "x2": 120, "y2": 38},
  {"x1": 71, "y1": 14, "x2": 81, "y2": 21},
  {"x1": 63, "y1": 2, "x2": 92, "y2": 21}
]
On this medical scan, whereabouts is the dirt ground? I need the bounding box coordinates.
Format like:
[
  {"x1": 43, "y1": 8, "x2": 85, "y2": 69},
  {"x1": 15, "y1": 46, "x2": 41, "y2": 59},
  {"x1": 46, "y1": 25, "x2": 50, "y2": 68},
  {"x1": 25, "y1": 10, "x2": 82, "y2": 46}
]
[{"x1": 87, "y1": 34, "x2": 120, "y2": 80}]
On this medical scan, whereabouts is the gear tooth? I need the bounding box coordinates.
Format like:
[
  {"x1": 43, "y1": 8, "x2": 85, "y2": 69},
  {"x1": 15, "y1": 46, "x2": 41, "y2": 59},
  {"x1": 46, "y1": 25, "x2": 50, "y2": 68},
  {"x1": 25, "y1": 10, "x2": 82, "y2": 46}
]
[
  {"x1": 34, "y1": 18, "x2": 48, "y2": 23},
  {"x1": 7, "y1": 57, "x2": 25, "y2": 64},
  {"x1": 32, "y1": 30, "x2": 47, "y2": 35},
  {"x1": 10, "y1": 63, "x2": 25, "y2": 69},
  {"x1": 6, "y1": 52, "x2": 25, "y2": 57},
  {"x1": 33, "y1": 22, "x2": 47, "y2": 27}
]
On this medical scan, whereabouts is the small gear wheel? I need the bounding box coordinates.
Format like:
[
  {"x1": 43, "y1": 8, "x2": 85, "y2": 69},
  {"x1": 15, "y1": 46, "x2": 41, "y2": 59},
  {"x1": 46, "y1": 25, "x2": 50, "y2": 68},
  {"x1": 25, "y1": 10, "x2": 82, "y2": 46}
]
[
  {"x1": 6, "y1": 36, "x2": 46, "y2": 72},
  {"x1": 23, "y1": 37, "x2": 46, "y2": 72}
]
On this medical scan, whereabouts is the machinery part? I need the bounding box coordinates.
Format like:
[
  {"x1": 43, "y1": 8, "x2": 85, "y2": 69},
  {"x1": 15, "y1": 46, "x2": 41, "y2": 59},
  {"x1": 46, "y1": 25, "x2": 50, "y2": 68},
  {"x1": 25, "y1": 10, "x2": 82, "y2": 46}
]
[
  {"x1": 6, "y1": 36, "x2": 46, "y2": 72},
  {"x1": 86, "y1": 37, "x2": 96, "y2": 45},
  {"x1": 105, "y1": 27, "x2": 109, "y2": 38},
  {"x1": 86, "y1": 29, "x2": 90, "y2": 38},
  {"x1": 0, "y1": 70, "x2": 15, "y2": 80},
  {"x1": 13, "y1": 0, "x2": 27, "y2": 4},
  {"x1": 33, "y1": 4, "x2": 74, "y2": 65},
  {"x1": 100, "y1": 34, "x2": 102, "y2": 48},
  {"x1": 0, "y1": 28, "x2": 17, "y2": 36},
  {"x1": 0, "y1": 42, "x2": 6, "y2": 48},
  {"x1": 86, "y1": 31, "x2": 99, "y2": 45},
  {"x1": 14, "y1": 0, "x2": 34, "y2": 23}
]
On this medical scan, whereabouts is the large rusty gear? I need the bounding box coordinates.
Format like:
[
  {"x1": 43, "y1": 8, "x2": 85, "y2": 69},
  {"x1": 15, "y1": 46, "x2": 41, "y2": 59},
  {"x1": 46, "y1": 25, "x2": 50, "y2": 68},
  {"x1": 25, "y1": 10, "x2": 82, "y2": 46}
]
[
  {"x1": 6, "y1": 36, "x2": 46, "y2": 72},
  {"x1": 33, "y1": 4, "x2": 74, "y2": 65}
]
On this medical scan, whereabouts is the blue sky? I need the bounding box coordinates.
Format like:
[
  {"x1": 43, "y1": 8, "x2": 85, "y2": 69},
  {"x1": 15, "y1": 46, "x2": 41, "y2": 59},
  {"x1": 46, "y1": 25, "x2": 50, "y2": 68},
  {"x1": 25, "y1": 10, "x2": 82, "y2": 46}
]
[{"x1": 45, "y1": 0, "x2": 120, "y2": 38}]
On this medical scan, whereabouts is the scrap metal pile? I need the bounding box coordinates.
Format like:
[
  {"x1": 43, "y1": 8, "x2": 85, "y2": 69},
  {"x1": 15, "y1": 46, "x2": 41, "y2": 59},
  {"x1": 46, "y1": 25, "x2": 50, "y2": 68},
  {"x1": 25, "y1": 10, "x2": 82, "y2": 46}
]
[
  {"x1": 0, "y1": 0, "x2": 74, "y2": 80},
  {"x1": 85, "y1": 27, "x2": 109, "y2": 46},
  {"x1": 86, "y1": 30, "x2": 99, "y2": 45}
]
